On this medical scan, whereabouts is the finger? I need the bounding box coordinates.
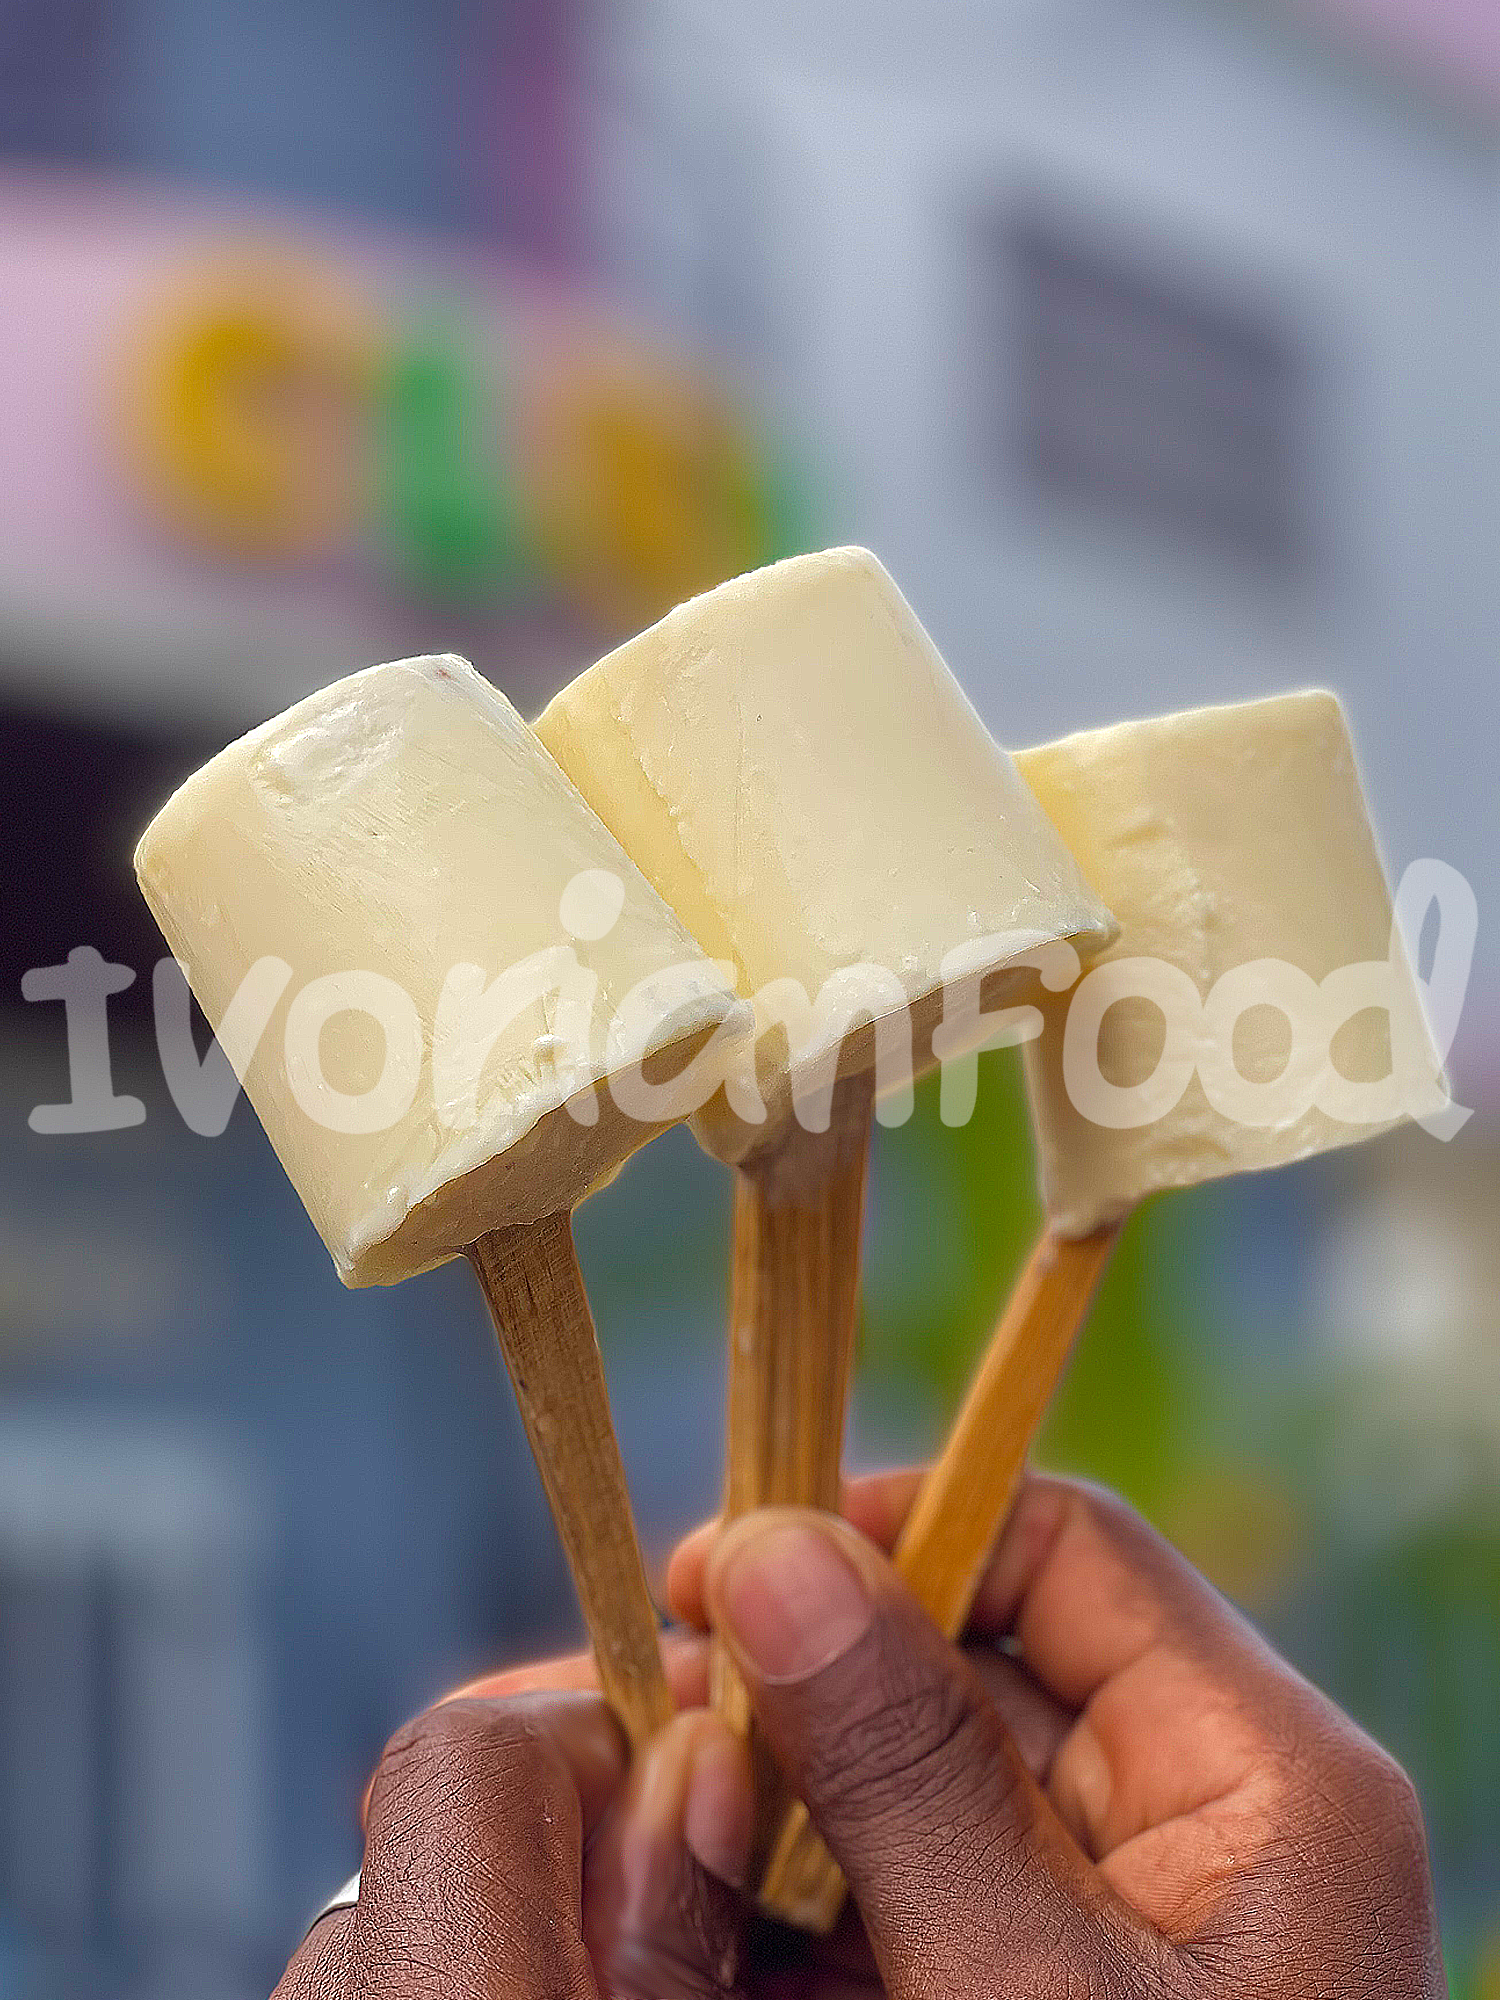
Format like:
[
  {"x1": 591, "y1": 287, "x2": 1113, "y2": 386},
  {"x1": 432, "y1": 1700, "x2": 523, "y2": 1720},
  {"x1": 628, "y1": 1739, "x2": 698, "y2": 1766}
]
[
  {"x1": 585, "y1": 1710, "x2": 755, "y2": 2000},
  {"x1": 966, "y1": 1474, "x2": 1280, "y2": 1697},
  {"x1": 351, "y1": 1691, "x2": 625, "y2": 1997},
  {"x1": 985, "y1": 1494, "x2": 1446, "y2": 1980},
  {"x1": 362, "y1": 1636, "x2": 710, "y2": 1830},
  {"x1": 665, "y1": 1520, "x2": 720, "y2": 1629},
  {"x1": 968, "y1": 1478, "x2": 1315, "y2": 1859},
  {"x1": 963, "y1": 1644, "x2": 1072, "y2": 1782},
  {"x1": 835, "y1": 1468, "x2": 925, "y2": 1551},
  {"x1": 446, "y1": 1647, "x2": 602, "y2": 1699},
  {"x1": 675, "y1": 1471, "x2": 1267, "y2": 1864},
  {"x1": 706, "y1": 1510, "x2": 1146, "y2": 1994},
  {"x1": 667, "y1": 1471, "x2": 924, "y2": 1630}
]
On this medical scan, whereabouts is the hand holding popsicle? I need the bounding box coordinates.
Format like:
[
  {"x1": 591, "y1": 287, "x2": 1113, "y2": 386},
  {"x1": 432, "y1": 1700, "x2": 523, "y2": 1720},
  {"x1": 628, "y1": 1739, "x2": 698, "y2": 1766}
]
[
  {"x1": 276, "y1": 1477, "x2": 1444, "y2": 2000},
  {"x1": 657, "y1": 1474, "x2": 1445, "y2": 2000},
  {"x1": 129, "y1": 560, "x2": 1455, "y2": 1934},
  {"x1": 135, "y1": 654, "x2": 748, "y2": 1746},
  {"x1": 759, "y1": 688, "x2": 1451, "y2": 1926}
]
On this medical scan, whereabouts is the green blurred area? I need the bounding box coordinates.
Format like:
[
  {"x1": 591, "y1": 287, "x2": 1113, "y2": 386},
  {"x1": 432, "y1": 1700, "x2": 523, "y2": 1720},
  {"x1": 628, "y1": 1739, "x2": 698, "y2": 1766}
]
[{"x1": 858, "y1": 1050, "x2": 1199, "y2": 1510}]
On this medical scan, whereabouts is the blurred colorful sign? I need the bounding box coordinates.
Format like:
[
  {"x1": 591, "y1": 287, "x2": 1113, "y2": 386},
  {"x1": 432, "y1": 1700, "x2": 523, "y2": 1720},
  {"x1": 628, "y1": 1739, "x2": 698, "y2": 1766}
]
[
  {"x1": 120, "y1": 243, "x2": 788, "y2": 628},
  {"x1": 0, "y1": 174, "x2": 801, "y2": 723}
]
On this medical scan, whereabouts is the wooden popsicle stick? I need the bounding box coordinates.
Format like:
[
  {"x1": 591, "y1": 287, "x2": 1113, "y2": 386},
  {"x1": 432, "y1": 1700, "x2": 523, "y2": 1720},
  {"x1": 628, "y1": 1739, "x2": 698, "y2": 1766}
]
[
  {"x1": 755, "y1": 1218, "x2": 1122, "y2": 1930},
  {"x1": 713, "y1": 1072, "x2": 876, "y2": 1742},
  {"x1": 890, "y1": 1220, "x2": 1123, "y2": 1629},
  {"x1": 468, "y1": 1210, "x2": 674, "y2": 1750}
]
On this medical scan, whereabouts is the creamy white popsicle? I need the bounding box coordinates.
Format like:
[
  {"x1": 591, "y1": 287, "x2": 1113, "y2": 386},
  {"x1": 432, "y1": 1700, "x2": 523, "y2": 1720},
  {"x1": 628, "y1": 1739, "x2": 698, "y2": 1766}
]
[
  {"x1": 538, "y1": 547, "x2": 1116, "y2": 1744},
  {"x1": 1016, "y1": 689, "x2": 1447, "y2": 1236},
  {"x1": 136, "y1": 651, "x2": 748, "y2": 1748},
  {"x1": 758, "y1": 686, "x2": 1452, "y2": 1929},
  {"x1": 136, "y1": 653, "x2": 741, "y2": 1286},
  {"x1": 538, "y1": 546, "x2": 1114, "y2": 1151}
]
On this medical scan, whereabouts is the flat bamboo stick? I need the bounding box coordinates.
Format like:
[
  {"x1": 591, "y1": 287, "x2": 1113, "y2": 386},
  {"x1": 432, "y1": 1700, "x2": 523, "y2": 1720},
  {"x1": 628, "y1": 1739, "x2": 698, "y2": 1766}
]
[
  {"x1": 469, "y1": 1211, "x2": 674, "y2": 1750},
  {"x1": 713, "y1": 1072, "x2": 876, "y2": 1748},
  {"x1": 755, "y1": 1220, "x2": 1121, "y2": 1929}
]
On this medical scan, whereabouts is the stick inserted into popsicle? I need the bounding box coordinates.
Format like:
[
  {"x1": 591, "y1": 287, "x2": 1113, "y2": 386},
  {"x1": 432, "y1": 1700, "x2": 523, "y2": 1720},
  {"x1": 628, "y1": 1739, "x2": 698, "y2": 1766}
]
[
  {"x1": 760, "y1": 688, "x2": 1450, "y2": 1926},
  {"x1": 538, "y1": 549, "x2": 1114, "y2": 1756},
  {"x1": 135, "y1": 653, "x2": 747, "y2": 1747}
]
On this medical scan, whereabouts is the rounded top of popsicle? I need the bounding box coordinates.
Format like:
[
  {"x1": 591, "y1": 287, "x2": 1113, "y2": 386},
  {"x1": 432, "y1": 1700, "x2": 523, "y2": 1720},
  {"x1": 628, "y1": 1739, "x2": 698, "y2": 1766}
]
[
  {"x1": 1015, "y1": 688, "x2": 1450, "y2": 1236},
  {"x1": 135, "y1": 654, "x2": 749, "y2": 1285},
  {"x1": 537, "y1": 548, "x2": 1116, "y2": 1161},
  {"x1": 135, "y1": 654, "x2": 478, "y2": 876}
]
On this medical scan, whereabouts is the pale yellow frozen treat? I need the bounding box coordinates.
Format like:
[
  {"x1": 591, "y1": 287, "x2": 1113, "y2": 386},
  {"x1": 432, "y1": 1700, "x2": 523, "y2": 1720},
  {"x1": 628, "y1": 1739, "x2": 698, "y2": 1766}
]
[
  {"x1": 1016, "y1": 691, "x2": 1447, "y2": 1238},
  {"x1": 537, "y1": 547, "x2": 1115, "y2": 1159},
  {"x1": 135, "y1": 654, "x2": 744, "y2": 1285}
]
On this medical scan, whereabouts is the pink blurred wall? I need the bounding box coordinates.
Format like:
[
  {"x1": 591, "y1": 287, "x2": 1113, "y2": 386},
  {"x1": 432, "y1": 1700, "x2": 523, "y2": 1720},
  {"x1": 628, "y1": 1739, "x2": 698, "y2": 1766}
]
[{"x1": 1306, "y1": 0, "x2": 1500, "y2": 99}]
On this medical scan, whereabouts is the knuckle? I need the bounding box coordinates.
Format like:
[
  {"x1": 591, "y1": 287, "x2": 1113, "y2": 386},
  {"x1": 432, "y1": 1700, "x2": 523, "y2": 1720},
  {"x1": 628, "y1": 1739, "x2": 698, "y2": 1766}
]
[
  {"x1": 1072, "y1": 1480, "x2": 1131, "y2": 1533},
  {"x1": 1271, "y1": 1725, "x2": 1440, "y2": 1949},
  {"x1": 370, "y1": 1697, "x2": 570, "y2": 1842},
  {"x1": 1353, "y1": 1743, "x2": 1429, "y2": 1863},
  {"x1": 1069, "y1": 1482, "x2": 1157, "y2": 1565},
  {"x1": 357, "y1": 1701, "x2": 596, "y2": 2000},
  {"x1": 1300, "y1": 1718, "x2": 1426, "y2": 1839}
]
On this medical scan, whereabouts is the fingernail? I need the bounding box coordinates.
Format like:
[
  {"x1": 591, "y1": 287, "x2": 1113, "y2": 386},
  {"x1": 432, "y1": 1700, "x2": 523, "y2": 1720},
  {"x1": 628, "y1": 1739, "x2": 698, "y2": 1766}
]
[
  {"x1": 683, "y1": 1723, "x2": 754, "y2": 1887},
  {"x1": 714, "y1": 1519, "x2": 873, "y2": 1682}
]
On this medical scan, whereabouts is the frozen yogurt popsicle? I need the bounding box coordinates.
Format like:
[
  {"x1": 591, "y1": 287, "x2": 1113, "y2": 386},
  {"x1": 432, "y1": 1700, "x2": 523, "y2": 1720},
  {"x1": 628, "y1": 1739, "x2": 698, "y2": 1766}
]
[
  {"x1": 761, "y1": 688, "x2": 1449, "y2": 1927},
  {"x1": 136, "y1": 653, "x2": 747, "y2": 1744},
  {"x1": 1017, "y1": 689, "x2": 1444, "y2": 1236},
  {"x1": 538, "y1": 549, "x2": 1114, "y2": 1740}
]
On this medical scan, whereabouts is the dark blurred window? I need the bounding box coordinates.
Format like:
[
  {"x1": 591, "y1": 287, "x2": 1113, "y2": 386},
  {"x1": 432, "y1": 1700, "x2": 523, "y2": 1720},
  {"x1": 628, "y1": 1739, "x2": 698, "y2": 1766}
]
[
  {"x1": 999, "y1": 212, "x2": 1309, "y2": 576},
  {"x1": 0, "y1": 0, "x2": 125, "y2": 161}
]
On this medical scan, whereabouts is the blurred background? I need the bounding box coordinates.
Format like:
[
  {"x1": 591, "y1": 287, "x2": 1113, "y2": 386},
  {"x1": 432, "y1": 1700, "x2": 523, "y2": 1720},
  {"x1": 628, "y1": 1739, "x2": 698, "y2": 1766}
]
[{"x1": 0, "y1": 0, "x2": 1497, "y2": 1992}]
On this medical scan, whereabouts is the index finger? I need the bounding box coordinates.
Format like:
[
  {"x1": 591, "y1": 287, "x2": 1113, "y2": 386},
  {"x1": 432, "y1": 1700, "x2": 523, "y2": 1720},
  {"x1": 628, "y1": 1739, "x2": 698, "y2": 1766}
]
[
  {"x1": 970, "y1": 1475, "x2": 1292, "y2": 1713},
  {"x1": 360, "y1": 1632, "x2": 713, "y2": 1828}
]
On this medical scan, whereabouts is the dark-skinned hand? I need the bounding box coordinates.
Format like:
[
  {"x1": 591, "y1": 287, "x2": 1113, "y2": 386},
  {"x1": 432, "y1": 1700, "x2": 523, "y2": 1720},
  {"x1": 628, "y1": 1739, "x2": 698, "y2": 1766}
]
[{"x1": 275, "y1": 1471, "x2": 1445, "y2": 2000}]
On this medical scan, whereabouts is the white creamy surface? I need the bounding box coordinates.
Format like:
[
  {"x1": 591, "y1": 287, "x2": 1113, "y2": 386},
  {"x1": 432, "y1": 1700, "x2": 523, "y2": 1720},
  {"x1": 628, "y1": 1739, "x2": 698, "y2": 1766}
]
[
  {"x1": 1017, "y1": 691, "x2": 1448, "y2": 1236},
  {"x1": 538, "y1": 548, "x2": 1114, "y2": 1158},
  {"x1": 135, "y1": 654, "x2": 744, "y2": 1285}
]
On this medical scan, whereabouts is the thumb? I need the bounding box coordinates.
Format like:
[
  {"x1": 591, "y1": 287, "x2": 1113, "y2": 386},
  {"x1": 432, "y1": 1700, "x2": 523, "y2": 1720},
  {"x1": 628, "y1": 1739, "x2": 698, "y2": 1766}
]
[
  {"x1": 584, "y1": 1710, "x2": 755, "y2": 2000},
  {"x1": 706, "y1": 1510, "x2": 1137, "y2": 1994}
]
